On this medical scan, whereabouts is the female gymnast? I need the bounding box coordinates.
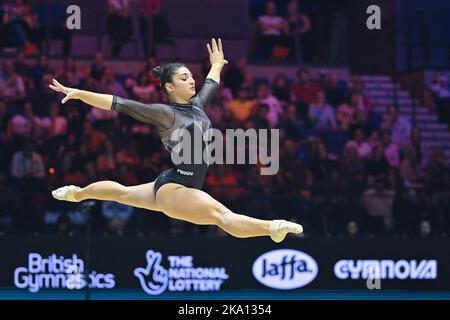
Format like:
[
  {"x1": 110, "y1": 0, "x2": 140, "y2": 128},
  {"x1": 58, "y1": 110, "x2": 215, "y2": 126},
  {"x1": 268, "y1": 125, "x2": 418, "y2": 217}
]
[{"x1": 50, "y1": 38, "x2": 303, "y2": 243}]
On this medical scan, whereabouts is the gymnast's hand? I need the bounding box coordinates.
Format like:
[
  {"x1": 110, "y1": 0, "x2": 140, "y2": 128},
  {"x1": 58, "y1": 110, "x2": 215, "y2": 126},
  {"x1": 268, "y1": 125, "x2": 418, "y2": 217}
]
[
  {"x1": 207, "y1": 38, "x2": 228, "y2": 67},
  {"x1": 49, "y1": 79, "x2": 82, "y2": 104}
]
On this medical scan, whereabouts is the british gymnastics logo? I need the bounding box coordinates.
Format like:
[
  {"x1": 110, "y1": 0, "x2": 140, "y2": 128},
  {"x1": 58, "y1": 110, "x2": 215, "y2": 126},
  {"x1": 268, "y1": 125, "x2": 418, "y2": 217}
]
[
  {"x1": 14, "y1": 253, "x2": 115, "y2": 292},
  {"x1": 134, "y1": 250, "x2": 229, "y2": 295}
]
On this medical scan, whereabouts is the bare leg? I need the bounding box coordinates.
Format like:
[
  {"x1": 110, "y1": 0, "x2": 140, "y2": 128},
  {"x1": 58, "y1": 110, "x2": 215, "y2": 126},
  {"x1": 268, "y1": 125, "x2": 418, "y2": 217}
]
[
  {"x1": 75, "y1": 181, "x2": 126, "y2": 201},
  {"x1": 60, "y1": 180, "x2": 160, "y2": 211},
  {"x1": 155, "y1": 183, "x2": 302, "y2": 241}
]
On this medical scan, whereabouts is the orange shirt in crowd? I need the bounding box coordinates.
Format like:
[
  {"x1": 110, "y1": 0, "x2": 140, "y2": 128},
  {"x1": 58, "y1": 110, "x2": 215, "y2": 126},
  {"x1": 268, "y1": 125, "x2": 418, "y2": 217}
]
[{"x1": 226, "y1": 99, "x2": 257, "y2": 122}]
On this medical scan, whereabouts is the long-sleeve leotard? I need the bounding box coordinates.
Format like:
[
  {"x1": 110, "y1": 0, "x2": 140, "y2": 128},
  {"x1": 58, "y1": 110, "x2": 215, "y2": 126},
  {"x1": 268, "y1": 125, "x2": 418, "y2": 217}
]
[{"x1": 110, "y1": 78, "x2": 219, "y2": 189}]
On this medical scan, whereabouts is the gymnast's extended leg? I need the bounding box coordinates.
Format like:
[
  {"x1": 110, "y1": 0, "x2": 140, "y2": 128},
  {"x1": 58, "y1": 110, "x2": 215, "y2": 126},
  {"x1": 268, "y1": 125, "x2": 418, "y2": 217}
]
[
  {"x1": 155, "y1": 183, "x2": 303, "y2": 242},
  {"x1": 52, "y1": 181, "x2": 161, "y2": 212}
]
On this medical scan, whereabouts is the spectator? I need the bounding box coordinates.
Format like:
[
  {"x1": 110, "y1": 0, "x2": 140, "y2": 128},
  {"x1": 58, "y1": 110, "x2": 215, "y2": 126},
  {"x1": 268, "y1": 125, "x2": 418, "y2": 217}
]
[
  {"x1": 283, "y1": 0, "x2": 314, "y2": 61},
  {"x1": 138, "y1": 56, "x2": 160, "y2": 87},
  {"x1": 116, "y1": 164, "x2": 138, "y2": 185},
  {"x1": 256, "y1": 1, "x2": 286, "y2": 60},
  {"x1": 10, "y1": 140, "x2": 46, "y2": 230},
  {"x1": 430, "y1": 74, "x2": 450, "y2": 123},
  {"x1": 8, "y1": 101, "x2": 43, "y2": 144},
  {"x1": 96, "y1": 139, "x2": 116, "y2": 179},
  {"x1": 256, "y1": 83, "x2": 283, "y2": 128},
  {"x1": 381, "y1": 105, "x2": 412, "y2": 148},
  {"x1": 272, "y1": 73, "x2": 292, "y2": 103},
  {"x1": 115, "y1": 142, "x2": 139, "y2": 167},
  {"x1": 31, "y1": 54, "x2": 54, "y2": 92},
  {"x1": 249, "y1": 104, "x2": 271, "y2": 130},
  {"x1": 41, "y1": 100, "x2": 67, "y2": 156},
  {"x1": 0, "y1": 60, "x2": 26, "y2": 103},
  {"x1": 90, "y1": 51, "x2": 106, "y2": 82},
  {"x1": 341, "y1": 143, "x2": 365, "y2": 188},
  {"x1": 308, "y1": 90, "x2": 336, "y2": 131},
  {"x1": 139, "y1": 0, "x2": 171, "y2": 57},
  {"x1": 425, "y1": 148, "x2": 450, "y2": 193},
  {"x1": 102, "y1": 67, "x2": 128, "y2": 98},
  {"x1": 351, "y1": 77, "x2": 372, "y2": 110},
  {"x1": 80, "y1": 120, "x2": 107, "y2": 154},
  {"x1": 61, "y1": 151, "x2": 87, "y2": 186},
  {"x1": 351, "y1": 92, "x2": 370, "y2": 115},
  {"x1": 223, "y1": 58, "x2": 247, "y2": 97},
  {"x1": 1, "y1": 0, "x2": 39, "y2": 54},
  {"x1": 65, "y1": 105, "x2": 84, "y2": 136},
  {"x1": 366, "y1": 145, "x2": 390, "y2": 186},
  {"x1": 10, "y1": 139, "x2": 45, "y2": 179},
  {"x1": 106, "y1": 0, "x2": 133, "y2": 57},
  {"x1": 129, "y1": 72, "x2": 156, "y2": 103},
  {"x1": 226, "y1": 87, "x2": 257, "y2": 124},
  {"x1": 35, "y1": 0, "x2": 72, "y2": 56},
  {"x1": 350, "y1": 93, "x2": 371, "y2": 130},
  {"x1": 399, "y1": 144, "x2": 424, "y2": 190},
  {"x1": 291, "y1": 68, "x2": 322, "y2": 118},
  {"x1": 57, "y1": 57, "x2": 80, "y2": 88},
  {"x1": 430, "y1": 73, "x2": 450, "y2": 98},
  {"x1": 309, "y1": 141, "x2": 335, "y2": 180},
  {"x1": 345, "y1": 128, "x2": 372, "y2": 159},
  {"x1": 279, "y1": 103, "x2": 303, "y2": 141},
  {"x1": 13, "y1": 51, "x2": 31, "y2": 77},
  {"x1": 323, "y1": 72, "x2": 347, "y2": 107},
  {"x1": 381, "y1": 130, "x2": 400, "y2": 167},
  {"x1": 336, "y1": 99, "x2": 355, "y2": 131},
  {"x1": 340, "y1": 143, "x2": 366, "y2": 224}
]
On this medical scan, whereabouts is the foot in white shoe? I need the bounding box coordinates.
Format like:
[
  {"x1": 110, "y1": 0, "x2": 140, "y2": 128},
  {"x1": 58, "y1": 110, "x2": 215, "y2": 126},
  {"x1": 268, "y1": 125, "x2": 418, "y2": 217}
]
[
  {"x1": 269, "y1": 219, "x2": 303, "y2": 243},
  {"x1": 52, "y1": 185, "x2": 81, "y2": 202}
]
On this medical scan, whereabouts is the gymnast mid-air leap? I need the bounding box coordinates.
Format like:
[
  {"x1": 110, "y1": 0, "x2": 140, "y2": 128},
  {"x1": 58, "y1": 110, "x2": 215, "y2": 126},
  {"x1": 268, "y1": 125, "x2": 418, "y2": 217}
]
[{"x1": 50, "y1": 38, "x2": 303, "y2": 243}]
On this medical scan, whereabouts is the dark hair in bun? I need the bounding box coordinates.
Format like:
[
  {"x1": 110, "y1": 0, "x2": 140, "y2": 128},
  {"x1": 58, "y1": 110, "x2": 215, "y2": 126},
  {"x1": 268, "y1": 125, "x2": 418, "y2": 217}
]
[{"x1": 151, "y1": 62, "x2": 186, "y2": 95}]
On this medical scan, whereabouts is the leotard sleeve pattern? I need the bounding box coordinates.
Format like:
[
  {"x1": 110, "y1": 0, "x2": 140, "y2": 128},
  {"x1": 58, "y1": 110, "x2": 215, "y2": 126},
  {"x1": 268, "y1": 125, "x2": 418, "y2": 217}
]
[
  {"x1": 111, "y1": 96, "x2": 175, "y2": 131},
  {"x1": 189, "y1": 78, "x2": 219, "y2": 110}
]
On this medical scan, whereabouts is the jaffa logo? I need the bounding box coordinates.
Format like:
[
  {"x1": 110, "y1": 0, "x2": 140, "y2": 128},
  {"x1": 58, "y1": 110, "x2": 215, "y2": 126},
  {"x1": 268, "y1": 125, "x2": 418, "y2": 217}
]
[{"x1": 252, "y1": 249, "x2": 318, "y2": 290}]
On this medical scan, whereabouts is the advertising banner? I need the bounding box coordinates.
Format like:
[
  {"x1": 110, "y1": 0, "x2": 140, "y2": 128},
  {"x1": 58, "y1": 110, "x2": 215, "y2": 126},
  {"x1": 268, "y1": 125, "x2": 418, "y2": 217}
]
[{"x1": 0, "y1": 235, "x2": 448, "y2": 296}]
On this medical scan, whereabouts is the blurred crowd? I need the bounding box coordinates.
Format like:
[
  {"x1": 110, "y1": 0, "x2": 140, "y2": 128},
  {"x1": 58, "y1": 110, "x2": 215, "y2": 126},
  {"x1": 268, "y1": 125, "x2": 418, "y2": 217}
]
[
  {"x1": 0, "y1": 0, "x2": 170, "y2": 58},
  {"x1": 0, "y1": 52, "x2": 450, "y2": 239}
]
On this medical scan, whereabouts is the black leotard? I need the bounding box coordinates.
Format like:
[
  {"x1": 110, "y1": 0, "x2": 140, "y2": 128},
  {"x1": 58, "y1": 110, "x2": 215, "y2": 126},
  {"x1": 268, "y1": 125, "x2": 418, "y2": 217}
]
[{"x1": 111, "y1": 78, "x2": 219, "y2": 196}]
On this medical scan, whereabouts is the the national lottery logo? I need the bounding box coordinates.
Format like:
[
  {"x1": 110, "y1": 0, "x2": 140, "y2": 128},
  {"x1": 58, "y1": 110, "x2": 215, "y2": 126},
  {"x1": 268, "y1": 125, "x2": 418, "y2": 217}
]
[{"x1": 134, "y1": 250, "x2": 229, "y2": 295}]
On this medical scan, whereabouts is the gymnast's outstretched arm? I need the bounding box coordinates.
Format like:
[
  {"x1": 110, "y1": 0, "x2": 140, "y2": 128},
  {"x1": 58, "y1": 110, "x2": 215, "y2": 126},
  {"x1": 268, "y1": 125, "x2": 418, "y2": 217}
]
[
  {"x1": 190, "y1": 38, "x2": 227, "y2": 109},
  {"x1": 49, "y1": 79, "x2": 175, "y2": 130}
]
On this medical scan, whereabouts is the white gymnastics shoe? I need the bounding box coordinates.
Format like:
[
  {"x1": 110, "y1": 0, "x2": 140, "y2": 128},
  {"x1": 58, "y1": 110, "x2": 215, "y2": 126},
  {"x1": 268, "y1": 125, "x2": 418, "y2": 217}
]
[
  {"x1": 52, "y1": 185, "x2": 81, "y2": 202},
  {"x1": 269, "y1": 219, "x2": 303, "y2": 243}
]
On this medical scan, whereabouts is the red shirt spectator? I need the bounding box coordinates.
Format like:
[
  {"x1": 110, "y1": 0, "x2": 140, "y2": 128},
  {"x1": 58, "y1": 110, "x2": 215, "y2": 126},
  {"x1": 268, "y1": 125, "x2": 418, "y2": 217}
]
[{"x1": 291, "y1": 68, "x2": 322, "y2": 105}]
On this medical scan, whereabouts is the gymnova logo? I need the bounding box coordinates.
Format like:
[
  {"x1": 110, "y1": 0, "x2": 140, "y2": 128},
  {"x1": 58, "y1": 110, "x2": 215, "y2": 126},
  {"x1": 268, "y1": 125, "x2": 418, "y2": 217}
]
[
  {"x1": 252, "y1": 249, "x2": 318, "y2": 290},
  {"x1": 14, "y1": 253, "x2": 116, "y2": 292},
  {"x1": 334, "y1": 260, "x2": 438, "y2": 280},
  {"x1": 134, "y1": 250, "x2": 229, "y2": 295}
]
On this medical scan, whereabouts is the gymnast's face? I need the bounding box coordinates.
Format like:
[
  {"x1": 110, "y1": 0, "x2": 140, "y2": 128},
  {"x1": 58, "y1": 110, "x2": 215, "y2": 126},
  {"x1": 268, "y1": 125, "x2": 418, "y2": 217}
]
[{"x1": 165, "y1": 67, "x2": 196, "y2": 102}]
